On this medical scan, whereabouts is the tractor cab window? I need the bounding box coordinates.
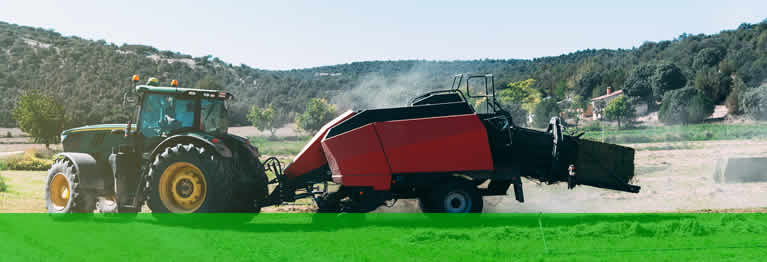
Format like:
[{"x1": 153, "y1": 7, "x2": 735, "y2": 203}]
[
  {"x1": 140, "y1": 94, "x2": 196, "y2": 137},
  {"x1": 200, "y1": 99, "x2": 228, "y2": 135}
]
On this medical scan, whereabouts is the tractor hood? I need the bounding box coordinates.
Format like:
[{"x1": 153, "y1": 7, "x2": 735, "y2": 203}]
[{"x1": 61, "y1": 124, "x2": 136, "y2": 140}]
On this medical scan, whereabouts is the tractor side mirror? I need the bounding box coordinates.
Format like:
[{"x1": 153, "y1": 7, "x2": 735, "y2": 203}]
[{"x1": 123, "y1": 93, "x2": 138, "y2": 106}]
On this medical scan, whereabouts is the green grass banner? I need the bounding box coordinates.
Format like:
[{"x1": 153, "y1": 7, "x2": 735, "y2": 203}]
[{"x1": 1, "y1": 213, "x2": 765, "y2": 261}]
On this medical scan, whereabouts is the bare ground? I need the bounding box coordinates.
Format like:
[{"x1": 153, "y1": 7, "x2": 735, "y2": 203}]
[
  {"x1": 481, "y1": 140, "x2": 767, "y2": 213},
  {"x1": 3, "y1": 139, "x2": 767, "y2": 213}
]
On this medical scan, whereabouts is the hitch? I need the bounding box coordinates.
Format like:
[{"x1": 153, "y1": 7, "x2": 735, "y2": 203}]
[{"x1": 568, "y1": 164, "x2": 576, "y2": 189}]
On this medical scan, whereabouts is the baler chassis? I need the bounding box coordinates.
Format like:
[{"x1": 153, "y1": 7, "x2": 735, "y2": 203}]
[{"x1": 255, "y1": 74, "x2": 640, "y2": 213}]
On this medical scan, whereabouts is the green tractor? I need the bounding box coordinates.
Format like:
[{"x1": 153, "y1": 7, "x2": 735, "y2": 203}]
[{"x1": 45, "y1": 76, "x2": 268, "y2": 216}]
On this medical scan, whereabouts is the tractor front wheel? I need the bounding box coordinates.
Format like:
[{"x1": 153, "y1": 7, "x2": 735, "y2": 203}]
[{"x1": 45, "y1": 158, "x2": 97, "y2": 216}]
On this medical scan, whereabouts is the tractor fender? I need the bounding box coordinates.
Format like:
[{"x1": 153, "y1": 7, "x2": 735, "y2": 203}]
[
  {"x1": 54, "y1": 152, "x2": 107, "y2": 190},
  {"x1": 149, "y1": 134, "x2": 232, "y2": 160}
]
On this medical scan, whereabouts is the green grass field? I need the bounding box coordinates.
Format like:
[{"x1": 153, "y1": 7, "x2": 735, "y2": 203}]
[
  {"x1": 0, "y1": 213, "x2": 765, "y2": 261},
  {"x1": 581, "y1": 122, "x2": 767, "y2": 144},
  {"x1": 248, "y1": 136, "x2": 311, "y2": 156}
]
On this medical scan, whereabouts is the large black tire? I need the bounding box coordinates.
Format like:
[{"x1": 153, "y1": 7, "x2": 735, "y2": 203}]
[
  {"x1": 146, "y1": 144, "x2": 265, "y2": 221},
  {"x1": 419, "y1": 180, "x2": 483, "y2": 213},
  {"x1": 230, "y1": 154, "x2": 268, "y2": 213},
  {"x1": 45, "y1": 158, "x2": 97, "y2": 217}
]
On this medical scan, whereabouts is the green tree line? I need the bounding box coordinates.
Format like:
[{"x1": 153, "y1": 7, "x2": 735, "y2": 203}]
[{"x1": 1, "y1": 19, "x2": 767, "y2": 130}]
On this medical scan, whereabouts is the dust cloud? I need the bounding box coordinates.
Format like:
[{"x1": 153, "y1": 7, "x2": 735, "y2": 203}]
[{"x1": 331, "y1": 68, "x2": 443, "y2": 112}]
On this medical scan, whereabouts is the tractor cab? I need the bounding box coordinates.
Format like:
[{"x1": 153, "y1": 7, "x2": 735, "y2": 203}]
[
  {"x1": 133, "y1": 86, "x2": 231, "y2": 136},
  {"x1": 125, "y1": 83, "x2": 233, "y2": 152}
]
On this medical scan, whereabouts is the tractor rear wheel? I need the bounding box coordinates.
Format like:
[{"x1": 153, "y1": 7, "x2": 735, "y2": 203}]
[
  {"x1": 45, "y1": 158, "x2": 97, "y2": 217},
  {"x1": 420, "y1": 181, "x2": 483, "y2": 213},
  {"x1": 230, "y1": 155, "x2": 268, "y2": 213},
  {"x1": 146, "y1": 144, "x2": 263, "y2": 222}
]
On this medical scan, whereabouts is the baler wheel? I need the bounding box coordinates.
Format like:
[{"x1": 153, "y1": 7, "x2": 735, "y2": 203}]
[
  {"x1": 45, "y1": 158, "x2": 97, "y2": 217},
  {"x1": 420, "y1": 181, "x2": 483, "y2": 213}
]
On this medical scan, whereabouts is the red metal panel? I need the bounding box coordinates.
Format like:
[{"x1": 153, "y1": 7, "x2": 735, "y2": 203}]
[
  {"x1": 375, "y1": 114, "x2": 494, "y2": 174},
  {"x1": 321, "y1": 124, "x2": 392, "y2": 190},
  {"x1": 284, "y1": 111, "x2": 355, "y2": 178}
]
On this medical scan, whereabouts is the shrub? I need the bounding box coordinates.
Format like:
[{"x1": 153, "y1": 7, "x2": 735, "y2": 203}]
[
  {"x1": 659, "y1": 87, "x2": 714, "y2": 125},
  {"x1": 5, "y1": 131, "x2": 11, "y2": 138},
  {"x1": 0, "y1": 173, "x2": 7, "y2": 192},
  {"x1": 31, "y1": 148, "x2": 60, "y2": 159},
  {"x1": 2, "y1": 149, "x2": 54, "y2": 171},
  {"x1": 740, "y1": 84, "x2": 767, "y2": 120},
  {"x1": 581, "y1": 121, "x2": 603, "y2": 132}
]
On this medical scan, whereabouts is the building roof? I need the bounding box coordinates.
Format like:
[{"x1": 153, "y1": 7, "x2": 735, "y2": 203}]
[{"x1": 591, "y1": 89, "x2": 623, "y2": 101}]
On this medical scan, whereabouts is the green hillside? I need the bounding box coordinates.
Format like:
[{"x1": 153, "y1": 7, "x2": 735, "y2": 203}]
[{"x1": 0, "y1": 19, "x2": 766, "y2": 128}]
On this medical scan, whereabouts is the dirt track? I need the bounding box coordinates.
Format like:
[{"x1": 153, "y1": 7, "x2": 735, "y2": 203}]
[{"x1": 482, "y1": 140, "x2": 767, "y2": 213}]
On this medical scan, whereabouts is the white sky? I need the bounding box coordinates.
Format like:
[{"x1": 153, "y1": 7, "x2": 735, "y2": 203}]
[{"x1": 1, "y1": 0, "x2": 765, "y2": 70}]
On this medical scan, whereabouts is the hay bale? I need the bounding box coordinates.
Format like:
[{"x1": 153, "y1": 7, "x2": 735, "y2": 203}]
[{"x1": 713, "y1": 157, "x2": 767, "y2": 183}]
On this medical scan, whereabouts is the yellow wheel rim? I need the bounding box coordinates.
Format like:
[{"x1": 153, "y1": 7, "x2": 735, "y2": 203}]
[
  {"x1": 158, "y1": 162, "x2": 207, "y2": 213},
  {"x1": 49, "y1": 173, "x2": 70, "y2": 210}
]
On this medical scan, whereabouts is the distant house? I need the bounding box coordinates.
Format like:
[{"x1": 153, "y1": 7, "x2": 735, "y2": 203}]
[{"x1": 590, "y1": 87, "x2": 623, "y2": 120}]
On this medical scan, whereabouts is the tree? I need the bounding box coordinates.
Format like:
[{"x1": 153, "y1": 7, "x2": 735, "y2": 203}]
[
  {"x1": 12, "y1": 92, "x2": 66, "y2": 148},
  {"x1": 725, "y1": 76, "x2": 746, "y2": 114},
  {"x1": 247, "y1": 104, "x2": 279, "y2": 137},
  {"x1": 603, "y1": 96, "x2": 634, "y2": 128},
  {"x1": 505, "y1": 103, "x2": 529, "y2": 127},
  {"x1": 497, "y1": 78, "x2": 541, "y2": 113},
  {"x1": 623, "y1": 64, "x2": 656, "y2": 110},
  {"x1": 296, "y1": 98, "x2": 337, "y2": 134},
  {"x1": 576, "y1": 72, "x2": 602, "y2": 98},
  {"x1": 194, "y1": 75, "x2": 222, "y2": 90},
  {"x1": 694, "y1": 68, "x2": 732, "y2": 104},
  {"x1": 651, "y1": 63, "x2": 687, "y2": 100},
  {"x1": 532, "y1": 97, "x2": 561, "y2": 128},
  {"x1": 659, "y1": 87, "x2": 714, "y2": 125},
  {"x1": 692, "y1": 47, "x2": 725, "y2": 70},
  {"x1": 567, "y1": 95, "x2": 588, "y2": 128}
]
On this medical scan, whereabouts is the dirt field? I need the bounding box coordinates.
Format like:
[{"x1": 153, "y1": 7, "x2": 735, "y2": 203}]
[
  {"x1": 2, "y1": 139, "x2": 767, "y2": 213},
  {"x1": 483, "y1": 140, "x2": 767, "y2": 213},
  {"x1": 366, "y1": 139, "x2": 767, "y2": 213},
  {"x1": 0, "y1": 171, "x2": 47, "y2": 213}
]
